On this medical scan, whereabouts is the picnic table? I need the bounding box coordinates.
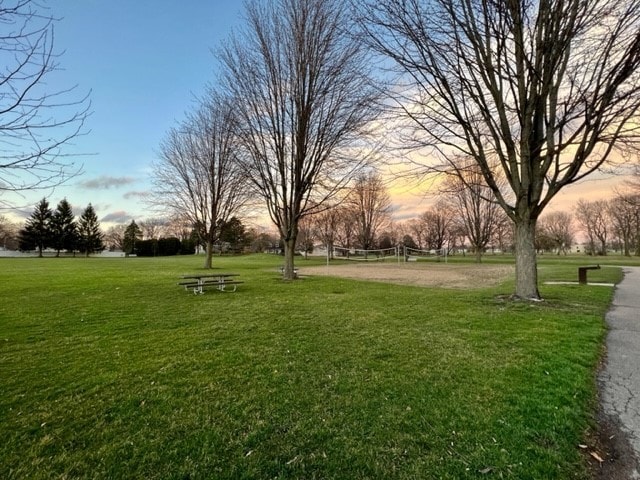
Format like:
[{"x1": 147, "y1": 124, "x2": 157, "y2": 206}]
[{"x1": 178, "y1": 273, "x2": 243, "y2": 294}]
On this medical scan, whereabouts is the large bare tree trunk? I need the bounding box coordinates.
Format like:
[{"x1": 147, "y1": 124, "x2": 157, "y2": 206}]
[
  {"x1": 283, "y1": 237, "x2": 297, "y2": 280},
  {"x1": 203, "y1": 241, "x2": 213, "y2": 269},
  {"x1": 514, "y1": 218, "x2": 540, "y2": 300}
]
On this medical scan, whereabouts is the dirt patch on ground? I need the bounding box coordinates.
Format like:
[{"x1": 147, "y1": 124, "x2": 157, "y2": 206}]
[
  {"x1": 299, "y1": 262, "x2": 514, "y2": 289},
  {"x1": 585, "y1": 411, "x2": 639, "y2": 480}
]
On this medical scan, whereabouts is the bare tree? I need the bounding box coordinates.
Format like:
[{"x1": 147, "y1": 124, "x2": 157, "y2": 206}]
[
  {"x1": 104, "y1": 224, "x2": 126, "y2": 252},
  {"x1": 153, "y1": 90, "x2": 249, "y2": 268},
  {"x1": 0, "y1": 1, "x2": 90, "y2": 207},
  {"x1": 220, "y1": 0, "x2": 381, "y2": 279},
  {"x1": 537, "y1": 211, "x2": 575, "y2": 255},
  {"x1": 492, "y1": 214, "x2": 514, "y2": 254},
  {"x1": 139, "y1": 218, "x2": 166, "y2": 240},
  {"x1": 311, "y1": 205, "x2": 341, "y2": 259},
  {"x1": 420, "y1": 203, "x2": 454, "y2": 252},
  {"x1": 615, "y1": 168, "x2": 640, "y2": 254},
  {"x1": 249, "y1": 229, "x2": 279, "y2": 254},
  {"x1": 361, "y1": 0, "x2": 640, "y2": 299},
  {"x1": 296, "y1": 215, "x2": 315, "y2": 258},
  {"x1": 442, "y1": 160, "x2": 504, "y2": 263},
  {"x1": 406, "y1": 218, "x2": 426, "y2": 250},
  {"x1": 624, "y1": 165, "x2": 640, "y2": 195},
  {"x1": 0, "y1": 214, "x2": 19, "y2": 249},
  {"x1": 608, "y1": 194, "x2": 640, "y2": 256},
  {"x1": 334, "y1": 205, "x2": 357, "y2": 253},
  {"x1": 576, "y1": 199, "x2": 610, "y2": 255},
  {"x1": 164, "y1": 214, "x2": 194, "y2": 243},
  {"x1": 349, "y1": 171, "x2": 392, "y2": 250}
]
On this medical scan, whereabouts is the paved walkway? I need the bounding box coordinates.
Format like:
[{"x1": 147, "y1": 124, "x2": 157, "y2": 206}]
[{"x1": 599, "y1": 266, "x2": 640, "y2": 478}]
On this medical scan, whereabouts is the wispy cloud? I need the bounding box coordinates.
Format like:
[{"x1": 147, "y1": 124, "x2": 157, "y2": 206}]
[
  {"x1": 100, "y1": 210, "x2": 133, "y2": 224},
  {"x1": 79, "y1": 176, "x2": 136, "y2": 190},
  {"x1": 123, "y1": 191, "x2": 150, "y2": 200}
]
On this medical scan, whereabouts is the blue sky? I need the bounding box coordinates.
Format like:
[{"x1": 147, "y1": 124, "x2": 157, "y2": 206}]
[{"x1": 6, "y1": 1, "x2": 244, "y2": 224}]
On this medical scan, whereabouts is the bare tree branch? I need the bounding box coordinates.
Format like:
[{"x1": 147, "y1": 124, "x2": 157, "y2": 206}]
[
  {"x1": 441, "y1": 158, "x2": 505, "y2": 262},
  {"x1": 0, "y1": 1, "x2": 91, "y2": 207}
]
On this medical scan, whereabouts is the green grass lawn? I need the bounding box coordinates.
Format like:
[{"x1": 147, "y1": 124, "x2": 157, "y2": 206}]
[{"x1": 0, "y1": 254, "x2": 621, "y2": 479}]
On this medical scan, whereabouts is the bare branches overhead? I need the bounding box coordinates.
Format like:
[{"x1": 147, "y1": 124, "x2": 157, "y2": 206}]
[
  {"x1": 0, "y1": 1, "x2": 91, "y2": 206},
  {"x1": 361, "y1": 0, "x2": 640, "y2": 215}
]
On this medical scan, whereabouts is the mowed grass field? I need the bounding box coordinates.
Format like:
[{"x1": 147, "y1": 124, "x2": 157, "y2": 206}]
[{"x1": 0, "y1": 254, "x2": 625, "y2": 479}]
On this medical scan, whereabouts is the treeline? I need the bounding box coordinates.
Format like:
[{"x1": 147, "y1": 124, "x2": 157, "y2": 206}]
[
  {"x1": 7, "y1": 184, "x2": 639, "y2": 260},
  {"x1": 135, "y1": 238, "x2": 194, "y2": 257},
  {"x1": 104, "y1": 217, "x2": 278, "y2": 257},
  {"x1": 115, "y1": 220, "x2": 196, "y2": 257},
  {"x1": 18, "y1": 198, "x2": 104, "y2": 257},
  {"x1": 297, "y1": 172, "x2": 640, "y2": 260},
  {"x1": 2, "y1": 200, "x2": 282, "y2": 257},
  {"x1": 573, "y1": 194, "x2": 640, "y2": 256}
]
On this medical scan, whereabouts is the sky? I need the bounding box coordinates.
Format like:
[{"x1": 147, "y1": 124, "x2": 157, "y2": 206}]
[
  {"x1": 2, "y1": 1, "x2": 629, "y2": 228},
  {"x1": 4, "y1": 1, "x2": 246, "y2": 225}
]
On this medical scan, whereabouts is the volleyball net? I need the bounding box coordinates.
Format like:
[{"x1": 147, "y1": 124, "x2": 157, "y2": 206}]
[
  {"x1": 403, "y1": 246, "x2": 448, "y2": 262},
  {"x1": 332, "y1": 246, "x2": 399, "y2": 261}
]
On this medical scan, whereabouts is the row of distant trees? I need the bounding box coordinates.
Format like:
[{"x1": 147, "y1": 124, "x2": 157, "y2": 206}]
[
  {"x1": 3, "y1": 176, "x2": 640, "y2": 260},
  {"x1": 534, "y1": 179, "x2": 640, "y2": 257},
  {"x1": 295, "y1": 169, "x2": 640, "y2": 261},
  {"x1": 17, "y1": 198, "x2": 104, "y2": 257},
  {"x1": 574, "y1": 194, "x2": 640, "y2": 256},
  {"x1": 0, "y1": 201, "x2": 287, "y2": 257},
  {"x1": 298, "y1": 178, "x2": 511, "y2": 261},
  {"x1": 102, "y1": 217, "x2": 281, "y2": 257}
]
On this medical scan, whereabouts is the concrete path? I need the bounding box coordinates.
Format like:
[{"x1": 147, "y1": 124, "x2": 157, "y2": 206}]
[{"x1": 599, "y1": 266, "x2": 640, "y2": 478}]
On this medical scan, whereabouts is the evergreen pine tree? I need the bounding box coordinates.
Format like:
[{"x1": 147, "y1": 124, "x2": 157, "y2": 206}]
[
  {"x1": 18, "y1": 198, "x2": 53, "y2": 257},
  {"x1": 78, "y1": 204, "x2": 104, "y2": 257},
  {"x1": 219, "y1": 217, "x2": 247, "y2": 252},
  {"x1": 123, "y1": 220, "x2": 143, "y2": 255},
  {"x1": 51, "y1": 199, "x2": 78, "y2": 256}
]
